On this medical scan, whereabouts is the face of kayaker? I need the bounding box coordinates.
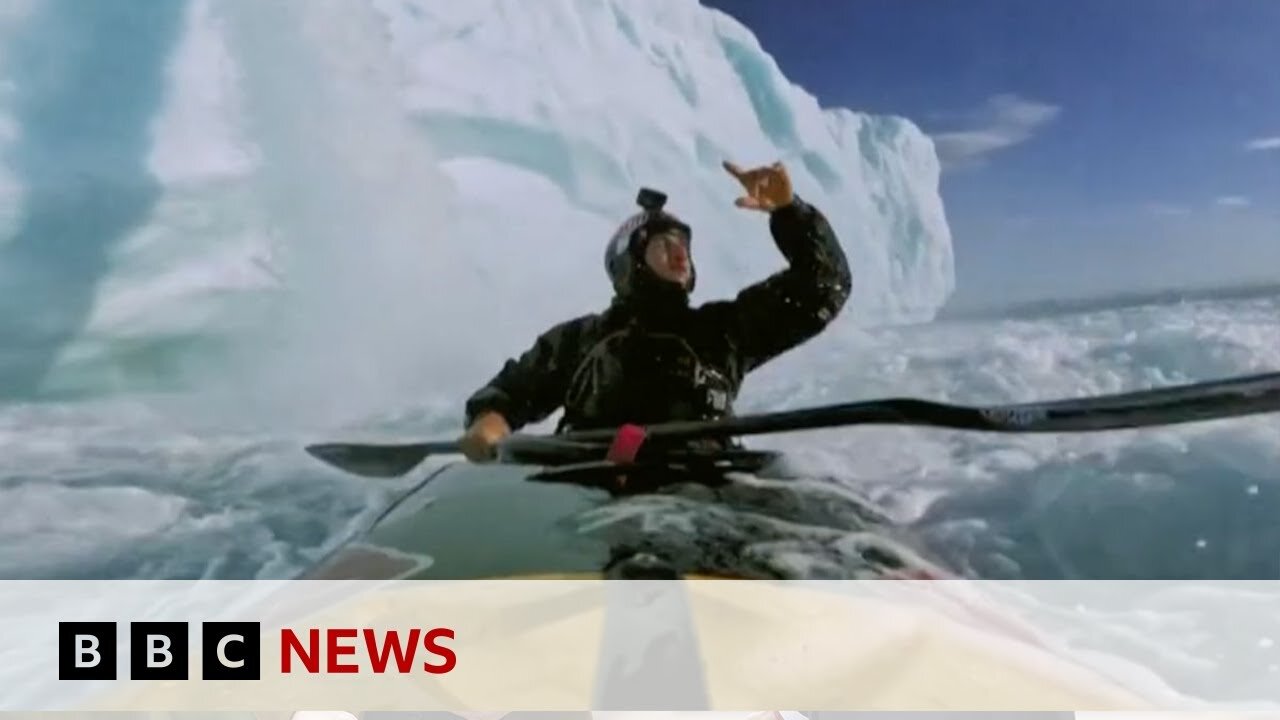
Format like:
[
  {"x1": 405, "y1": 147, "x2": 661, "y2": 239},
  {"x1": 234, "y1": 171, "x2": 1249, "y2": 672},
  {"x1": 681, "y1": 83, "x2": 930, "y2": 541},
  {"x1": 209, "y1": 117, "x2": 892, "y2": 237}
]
[{"x1": 643, "y1": 228, "x2": 692, "y2": 288}]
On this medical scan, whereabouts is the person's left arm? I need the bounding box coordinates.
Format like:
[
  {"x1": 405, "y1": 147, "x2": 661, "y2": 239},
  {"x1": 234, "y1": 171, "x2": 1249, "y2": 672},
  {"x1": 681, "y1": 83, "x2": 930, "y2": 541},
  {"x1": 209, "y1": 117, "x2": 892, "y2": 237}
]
[{"x1": 715, "y1": 161, "x2": 852, "y2": 372}]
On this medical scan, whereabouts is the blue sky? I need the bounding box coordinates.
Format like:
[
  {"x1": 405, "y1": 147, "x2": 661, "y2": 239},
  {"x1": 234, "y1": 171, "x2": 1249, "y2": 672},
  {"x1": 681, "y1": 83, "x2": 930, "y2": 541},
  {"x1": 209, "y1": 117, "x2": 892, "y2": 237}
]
[{"x1": 703, "y1": 0, "x2": 1280, "y2": 306}]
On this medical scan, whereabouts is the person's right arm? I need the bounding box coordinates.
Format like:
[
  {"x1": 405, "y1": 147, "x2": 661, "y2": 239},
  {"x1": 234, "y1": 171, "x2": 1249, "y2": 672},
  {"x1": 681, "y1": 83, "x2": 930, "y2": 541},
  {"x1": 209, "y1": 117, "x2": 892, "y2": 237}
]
[{"x1": 459, "y1": 317, "x2": 587, "y2": 461}]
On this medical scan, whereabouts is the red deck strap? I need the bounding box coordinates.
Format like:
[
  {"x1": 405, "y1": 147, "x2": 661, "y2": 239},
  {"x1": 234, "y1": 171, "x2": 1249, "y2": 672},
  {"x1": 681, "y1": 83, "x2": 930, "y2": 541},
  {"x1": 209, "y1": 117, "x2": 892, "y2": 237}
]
[{"x1": 606, "y1": 423, "x2": 648, "y2": 464}]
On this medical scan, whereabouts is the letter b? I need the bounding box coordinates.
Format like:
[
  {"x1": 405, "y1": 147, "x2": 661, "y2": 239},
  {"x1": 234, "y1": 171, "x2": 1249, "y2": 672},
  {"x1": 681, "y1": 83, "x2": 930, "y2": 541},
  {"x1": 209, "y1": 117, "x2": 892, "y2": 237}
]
[
  {"x1": 77, "y1": 635, "x2": 100, "y2": 667},
  {"x1": 58, "y1": 622, "x2": 117, "y2": 681},
  {"x1": 130, "y1": 622, "x2": 189, "y2": 680}
]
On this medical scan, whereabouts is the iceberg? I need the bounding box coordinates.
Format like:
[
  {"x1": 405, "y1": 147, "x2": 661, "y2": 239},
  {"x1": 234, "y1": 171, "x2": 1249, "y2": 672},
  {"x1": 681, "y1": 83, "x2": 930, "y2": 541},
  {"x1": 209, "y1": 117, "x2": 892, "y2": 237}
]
[
  {"x1": 376, "y1": 0, "x2": 955, "y2": 325},
  {"x1": 0, "y1": 0, "x2": 954, "y2": 422}
]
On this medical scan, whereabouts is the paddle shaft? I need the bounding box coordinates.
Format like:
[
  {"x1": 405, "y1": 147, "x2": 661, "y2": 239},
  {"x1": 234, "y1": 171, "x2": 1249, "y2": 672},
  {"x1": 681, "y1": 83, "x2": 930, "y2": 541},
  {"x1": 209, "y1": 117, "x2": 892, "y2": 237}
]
[
  {"x1": 306, "y1": 369, "x2": 1280, "y2": 477},
  {"x1": 555, "y1": 369, "x2": 1280, "y2": 443}
]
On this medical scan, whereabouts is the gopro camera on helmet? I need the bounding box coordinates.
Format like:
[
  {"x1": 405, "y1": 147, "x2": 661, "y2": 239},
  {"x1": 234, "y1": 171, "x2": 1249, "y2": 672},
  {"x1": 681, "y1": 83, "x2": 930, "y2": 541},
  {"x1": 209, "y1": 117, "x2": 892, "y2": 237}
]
[{"x1": 636, "y1": 187, "x2": 667, "y2": 211}]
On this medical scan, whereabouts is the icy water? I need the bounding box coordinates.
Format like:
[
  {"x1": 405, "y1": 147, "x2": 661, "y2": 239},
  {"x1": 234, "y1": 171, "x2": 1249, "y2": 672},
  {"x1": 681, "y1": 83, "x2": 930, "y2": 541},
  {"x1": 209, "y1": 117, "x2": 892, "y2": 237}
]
[{"x1": 3, "y1": 289, "x2": 1277, "y2": 582}]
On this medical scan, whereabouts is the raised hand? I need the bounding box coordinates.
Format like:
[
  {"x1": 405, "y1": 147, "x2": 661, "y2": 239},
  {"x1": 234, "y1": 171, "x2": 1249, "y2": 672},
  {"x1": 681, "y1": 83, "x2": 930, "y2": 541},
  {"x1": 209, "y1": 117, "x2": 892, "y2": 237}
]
[{"x1": 723, "y1": 159, "x2": 794, "y2": 212}]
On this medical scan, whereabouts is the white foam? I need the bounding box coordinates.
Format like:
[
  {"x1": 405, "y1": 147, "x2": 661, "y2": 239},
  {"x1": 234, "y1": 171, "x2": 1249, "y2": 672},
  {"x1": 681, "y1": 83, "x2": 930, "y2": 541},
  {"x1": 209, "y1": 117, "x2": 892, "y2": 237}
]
[{"x1": 147, "y1": 0, "x2": 256, "y2": 185}]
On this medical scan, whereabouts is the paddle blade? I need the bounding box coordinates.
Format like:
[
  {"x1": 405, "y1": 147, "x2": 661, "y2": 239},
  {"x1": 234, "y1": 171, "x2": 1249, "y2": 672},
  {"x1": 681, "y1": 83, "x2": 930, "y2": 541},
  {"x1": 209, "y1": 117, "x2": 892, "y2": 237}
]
[
  {"x1": 966, "y1": 368, "x2": 1280, "y2": 432},
  {"x1": 305, "y1": 441, "x2": 457, "y2": 478}
]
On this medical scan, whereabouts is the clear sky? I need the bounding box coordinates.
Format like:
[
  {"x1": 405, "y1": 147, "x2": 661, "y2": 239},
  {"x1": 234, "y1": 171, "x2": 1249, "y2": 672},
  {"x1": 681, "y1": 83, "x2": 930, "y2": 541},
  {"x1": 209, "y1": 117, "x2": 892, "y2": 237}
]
[{"x1": 702, "y1": 0, "x2": 1280, "y2": 306}]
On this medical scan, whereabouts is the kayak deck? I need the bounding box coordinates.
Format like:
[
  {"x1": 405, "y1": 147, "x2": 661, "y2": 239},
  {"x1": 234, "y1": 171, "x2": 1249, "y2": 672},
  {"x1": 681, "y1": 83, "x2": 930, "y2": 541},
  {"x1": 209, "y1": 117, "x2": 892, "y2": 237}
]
[{"x1": 304, "y1": 457, "x2": 944, "y2": 581}]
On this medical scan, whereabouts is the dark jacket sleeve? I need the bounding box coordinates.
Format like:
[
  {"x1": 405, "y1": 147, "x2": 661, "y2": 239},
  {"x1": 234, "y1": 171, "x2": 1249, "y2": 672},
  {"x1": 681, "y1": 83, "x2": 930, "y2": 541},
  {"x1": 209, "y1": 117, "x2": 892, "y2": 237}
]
[
  {"x1": 720, "y1": 197, "x2": 852, "y2": 372},
  {"x1": 463, "y1": 317, "x2": 588, "y2": 430}
]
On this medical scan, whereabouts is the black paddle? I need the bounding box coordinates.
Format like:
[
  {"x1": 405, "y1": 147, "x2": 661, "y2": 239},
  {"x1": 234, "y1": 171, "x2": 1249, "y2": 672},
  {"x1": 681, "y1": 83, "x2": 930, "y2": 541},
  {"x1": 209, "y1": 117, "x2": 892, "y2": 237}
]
[
  {"x1": 305, "y1": 435, "x2": 608, "y2": 478},
  {"x1": 305, "y1": 369, "x2": 1280, "y2": 478},
  {"x1": 305, "y1": 440, "x2": 463, "y2": 479}
]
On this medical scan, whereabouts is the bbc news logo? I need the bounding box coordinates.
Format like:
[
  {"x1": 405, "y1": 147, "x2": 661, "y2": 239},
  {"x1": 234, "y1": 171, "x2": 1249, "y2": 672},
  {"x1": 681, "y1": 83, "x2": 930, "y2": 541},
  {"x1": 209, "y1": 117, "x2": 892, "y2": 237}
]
[
  {"x1": 59, "y1": 621, "x2": 261, "y2": 681},
  {"x1": 58, "y1": 621, "x2": 457, "y2": 681}
]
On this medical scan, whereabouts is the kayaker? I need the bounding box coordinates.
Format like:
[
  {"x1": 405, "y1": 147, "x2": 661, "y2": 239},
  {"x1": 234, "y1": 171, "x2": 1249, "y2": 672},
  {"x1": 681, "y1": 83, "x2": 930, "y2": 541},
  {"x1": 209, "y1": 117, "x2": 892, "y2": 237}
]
[{"x1": 459, "y1": 159, "x2": 852, "y2": 462}]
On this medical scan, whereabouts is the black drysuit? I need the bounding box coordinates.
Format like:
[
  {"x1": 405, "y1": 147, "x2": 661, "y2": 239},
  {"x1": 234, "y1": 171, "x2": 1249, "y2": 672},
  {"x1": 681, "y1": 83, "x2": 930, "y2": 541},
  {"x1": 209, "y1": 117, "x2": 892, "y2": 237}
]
[{"x1": 464, "y1": 197, "x2": 852, "y2": 440}]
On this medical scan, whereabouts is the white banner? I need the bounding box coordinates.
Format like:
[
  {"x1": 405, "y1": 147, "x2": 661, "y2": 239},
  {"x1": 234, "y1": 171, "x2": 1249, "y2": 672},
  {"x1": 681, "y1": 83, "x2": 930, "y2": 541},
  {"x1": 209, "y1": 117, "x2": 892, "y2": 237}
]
[{"x1": 2, "y1": 580, "x2": 1280, "y2": 711}]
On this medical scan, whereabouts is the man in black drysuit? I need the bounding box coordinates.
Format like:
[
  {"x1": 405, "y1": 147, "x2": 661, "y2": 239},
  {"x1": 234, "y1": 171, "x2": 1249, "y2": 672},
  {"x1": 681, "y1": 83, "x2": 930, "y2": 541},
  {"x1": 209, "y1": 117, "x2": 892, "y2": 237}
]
[{"x1": 459, "y1": 159, "x2": 851, "y2": 463}]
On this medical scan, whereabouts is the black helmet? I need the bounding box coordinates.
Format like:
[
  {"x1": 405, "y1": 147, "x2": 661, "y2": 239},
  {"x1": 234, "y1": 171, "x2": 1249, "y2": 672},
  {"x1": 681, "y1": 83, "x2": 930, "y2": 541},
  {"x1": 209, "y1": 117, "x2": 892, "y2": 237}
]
[{"x1": 603, "y1": 187, "x2": 695, "y2": 297}]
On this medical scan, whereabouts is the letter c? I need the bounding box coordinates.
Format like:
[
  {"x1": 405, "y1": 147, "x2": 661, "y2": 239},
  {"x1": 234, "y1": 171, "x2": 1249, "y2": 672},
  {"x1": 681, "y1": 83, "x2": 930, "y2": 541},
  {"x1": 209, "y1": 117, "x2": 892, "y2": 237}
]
[{"x1": 217, "y1": 634, "x2": 245, "y2": 668}]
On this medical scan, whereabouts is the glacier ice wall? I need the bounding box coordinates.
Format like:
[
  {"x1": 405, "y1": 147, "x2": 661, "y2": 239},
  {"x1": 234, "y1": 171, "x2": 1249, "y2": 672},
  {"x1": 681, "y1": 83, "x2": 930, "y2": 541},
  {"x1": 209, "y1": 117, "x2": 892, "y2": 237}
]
[
  {"x1": 0, "y1": 0, "x2": 954, "y2": 428},
  {"x1": 376, "y1": 0, "x2": 954, "y2": 326}
]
